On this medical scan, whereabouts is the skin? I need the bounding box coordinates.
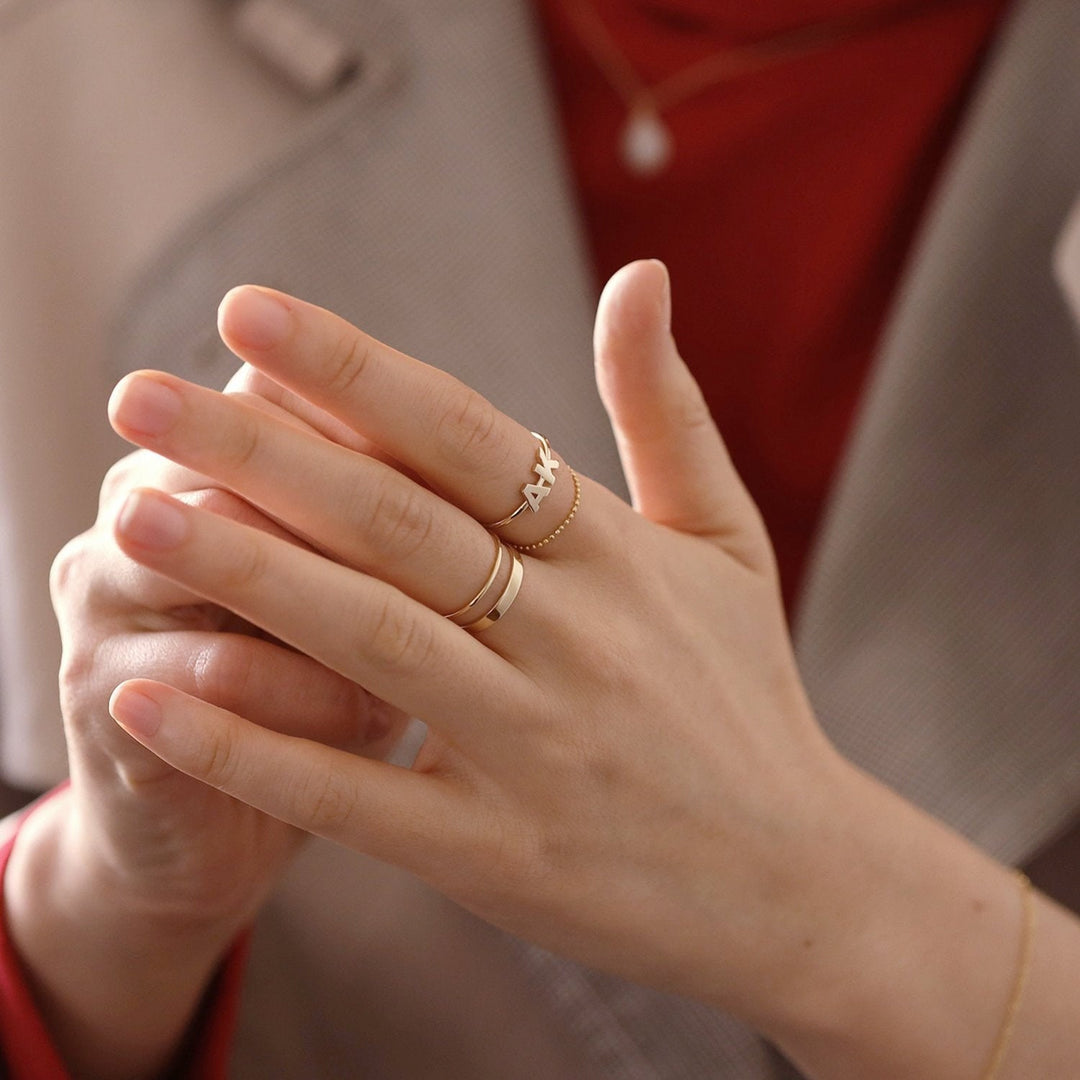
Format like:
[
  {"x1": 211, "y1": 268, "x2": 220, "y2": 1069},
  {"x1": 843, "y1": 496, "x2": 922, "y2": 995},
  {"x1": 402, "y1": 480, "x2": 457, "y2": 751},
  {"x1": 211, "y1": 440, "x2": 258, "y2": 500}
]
[
  {"x1": 5, "y1": 392, "x2": 407, "y2": 1079},
  {"x1": 8, "y1": 262, "x2": 1080, "y2": 1078}
]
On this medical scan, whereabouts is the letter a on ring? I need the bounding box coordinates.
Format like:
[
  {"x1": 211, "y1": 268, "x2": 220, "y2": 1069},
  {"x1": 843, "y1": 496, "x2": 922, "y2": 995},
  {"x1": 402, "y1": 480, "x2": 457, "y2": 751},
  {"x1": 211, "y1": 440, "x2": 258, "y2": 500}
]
[
  {"x1": 523, "y1": 439, "x2": 559, "y2": 511},
  {"x1": 485, "y1": 433, "x2": 561, "y2": 529}
]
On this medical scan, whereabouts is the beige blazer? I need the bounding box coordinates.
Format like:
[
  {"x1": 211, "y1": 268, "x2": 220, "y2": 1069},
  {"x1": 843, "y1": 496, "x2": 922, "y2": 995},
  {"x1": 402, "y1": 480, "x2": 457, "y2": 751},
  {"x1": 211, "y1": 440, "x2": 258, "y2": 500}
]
[{"x1": 1, "y1": 0, "x2": 1078, "y2": 1074}]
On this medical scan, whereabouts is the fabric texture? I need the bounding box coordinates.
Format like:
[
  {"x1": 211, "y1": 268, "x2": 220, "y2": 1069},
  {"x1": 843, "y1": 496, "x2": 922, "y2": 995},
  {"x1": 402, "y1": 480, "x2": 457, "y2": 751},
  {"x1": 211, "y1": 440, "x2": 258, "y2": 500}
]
[
  {"x1": 0, "y1": 0, "x2": 317, "y2": 788},
  {"x1": 0, "y1": 0, "x2": 1077, "y2": 1075},
  {"x1": 795, "y1": 0, "x2": 1080, "y2": 865}
]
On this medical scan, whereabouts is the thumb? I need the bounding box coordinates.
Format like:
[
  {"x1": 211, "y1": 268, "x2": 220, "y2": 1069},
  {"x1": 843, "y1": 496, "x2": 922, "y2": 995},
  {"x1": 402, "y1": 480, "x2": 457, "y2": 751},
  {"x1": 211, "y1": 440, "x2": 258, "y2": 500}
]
[{"x1": 594, "y1": 260, "x2": 770, "y2": 567}]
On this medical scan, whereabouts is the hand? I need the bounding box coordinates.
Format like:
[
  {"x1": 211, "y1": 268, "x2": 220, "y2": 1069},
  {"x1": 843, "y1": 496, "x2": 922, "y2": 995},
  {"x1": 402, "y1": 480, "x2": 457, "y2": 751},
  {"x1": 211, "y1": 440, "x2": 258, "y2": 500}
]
[
  {"x1": 49, "y1": 398, "x2": 404, "y2": 924},
  {"x1": 102, "y1": 262, "x2": 847, "y2": 1015},
  {"x1": 104, "y1": 264, "x2": 1037, "y2": 1080},
  {"x1": 6, "y1": 393, "x2": 405, "y2": 1079}
]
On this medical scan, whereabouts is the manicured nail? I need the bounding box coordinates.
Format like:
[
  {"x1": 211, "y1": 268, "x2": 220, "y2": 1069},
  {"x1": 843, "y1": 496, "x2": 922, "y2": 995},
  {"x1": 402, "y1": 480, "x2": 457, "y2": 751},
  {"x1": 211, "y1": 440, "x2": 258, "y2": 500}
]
[
  {"x1": 219, "y1": 286, "x2": 292, "y2": 349},
  {"x1": 112, "y1": 375, "x2": 181, "y2": 437},
  {"x1": 116, "y1": 491, "x2": 189, "y2": 549},
  {"x1": 110, "y1": 684, "x2": 163, "y2": 739}
]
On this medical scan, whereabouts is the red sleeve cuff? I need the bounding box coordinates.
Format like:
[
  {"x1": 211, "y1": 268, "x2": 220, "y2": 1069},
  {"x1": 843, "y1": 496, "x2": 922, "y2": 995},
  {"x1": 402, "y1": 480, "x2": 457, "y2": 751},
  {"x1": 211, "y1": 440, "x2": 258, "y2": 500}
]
[
  {"x1": 0, "y1": 786, "x2": 250, "y2": 1079},
  {"x1": 182, "y1": 929, "x2": 250, "y2": 1079}
]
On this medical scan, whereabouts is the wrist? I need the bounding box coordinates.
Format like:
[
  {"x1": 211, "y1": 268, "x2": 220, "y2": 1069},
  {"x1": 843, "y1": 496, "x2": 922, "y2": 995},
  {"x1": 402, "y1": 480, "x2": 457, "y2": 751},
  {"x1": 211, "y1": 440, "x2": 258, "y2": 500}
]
[
  {"x1": 5, "y1": 786, "x2": 244, "y2": 1079},
  {"x1": 751, "y1": 766, "x2": 1023, "y2": 1080},
  {"x1": 22, "y1": 784, "x2": 246, "y2": 941}
]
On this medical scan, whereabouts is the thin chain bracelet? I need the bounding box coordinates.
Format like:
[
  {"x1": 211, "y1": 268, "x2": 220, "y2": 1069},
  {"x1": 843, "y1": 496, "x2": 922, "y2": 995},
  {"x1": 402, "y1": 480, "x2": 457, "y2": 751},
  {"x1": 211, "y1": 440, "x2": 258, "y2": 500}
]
[{"x1": 981, "y1": 870, "x2": 1036, "y2": 1080}]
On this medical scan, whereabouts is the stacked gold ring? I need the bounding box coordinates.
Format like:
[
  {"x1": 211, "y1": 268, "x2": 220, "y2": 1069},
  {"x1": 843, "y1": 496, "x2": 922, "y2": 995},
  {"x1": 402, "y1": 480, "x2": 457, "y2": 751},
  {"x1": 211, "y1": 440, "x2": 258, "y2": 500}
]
[
  {"x1": 444, "y1": 430, "x2": 582, "y2": 634},
  {"x1": 443, "y1": 534, "x2": 525, "y2": 634},
  {"x1": 443, "y1": 532, "x2": 503, "y2": 624}
]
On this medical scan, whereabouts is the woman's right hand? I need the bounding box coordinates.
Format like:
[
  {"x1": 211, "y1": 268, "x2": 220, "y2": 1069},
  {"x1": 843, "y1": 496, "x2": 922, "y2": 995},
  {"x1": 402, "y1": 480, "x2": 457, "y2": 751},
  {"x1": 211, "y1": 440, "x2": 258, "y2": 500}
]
[{"x1": 3, "y1": 391, "x2": 406, "y2": 1080}]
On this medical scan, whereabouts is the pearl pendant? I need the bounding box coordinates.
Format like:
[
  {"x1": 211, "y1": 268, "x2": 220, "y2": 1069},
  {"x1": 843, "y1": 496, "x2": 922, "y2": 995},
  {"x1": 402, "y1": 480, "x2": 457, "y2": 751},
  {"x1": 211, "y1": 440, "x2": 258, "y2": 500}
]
[{"x1": 620, "y1": 107, "x2": 673, "y2": 177}]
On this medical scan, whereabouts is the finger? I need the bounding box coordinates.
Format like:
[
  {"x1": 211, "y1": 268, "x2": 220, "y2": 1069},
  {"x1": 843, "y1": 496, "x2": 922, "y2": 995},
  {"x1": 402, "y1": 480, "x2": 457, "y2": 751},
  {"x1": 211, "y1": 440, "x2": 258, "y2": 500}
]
[
  {"x1": 216, "y1": 286, "x2": 580, "y2": 551},
  {"x1": 593, "y1": 261, "x2": 770, "y2": 568},
  {"x1": 100, "y1": 630, "x2": 406, "y2": 752},
  {"x1": 80, "y1": 631, "x2": 405, "y2": 787},
  {"x1": 112, "y1": 488, "x2": 529, "y2": 735},
  {"x1": 109, "y1": 679, "x2": 465, "y2": 873},
  {"x1": 73, "y1": 486, "x2": 318, "y2": 619},
  {"x1": 227, "y1": 364, "x2": 432, "y2": 494},
  {"x1": 108, "y1": 371, "x2": 499, "y2": 618},
  {"x1": 67, "y1": 626, "x2": 403, "y2": 793},
  {"x1": 225, "y1": 364, "x2": 380, "y2": 456},
  {"x1": 99, "y1": 385, "x2": 352, "y2": 514},
  {"x1": 98, "y1": 449, "x2": 217, "y2": 515}
]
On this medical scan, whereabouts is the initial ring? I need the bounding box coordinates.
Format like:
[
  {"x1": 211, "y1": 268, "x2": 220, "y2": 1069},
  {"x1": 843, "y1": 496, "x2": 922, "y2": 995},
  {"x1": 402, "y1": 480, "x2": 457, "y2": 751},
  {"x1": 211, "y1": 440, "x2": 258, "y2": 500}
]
[{"x1": 485, "y1": 432, "x2": 560, "y2": 530}]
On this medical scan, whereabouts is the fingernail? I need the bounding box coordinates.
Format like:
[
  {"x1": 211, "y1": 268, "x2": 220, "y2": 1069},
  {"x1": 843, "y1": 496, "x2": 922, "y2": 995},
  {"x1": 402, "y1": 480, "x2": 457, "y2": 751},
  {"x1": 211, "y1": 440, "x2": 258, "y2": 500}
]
[
  {"x1": 112, "y1": 376, "x2": 181, "y2": 437},
  {"x1": 116, "y1": 491, "x2": 189, "y2": 549},
  {"x1": 110, "y1": 685, "x2": 163, "y2": 739},
  {"x1": 219, "y1": 286, "x2": 292, "y2": 349}
]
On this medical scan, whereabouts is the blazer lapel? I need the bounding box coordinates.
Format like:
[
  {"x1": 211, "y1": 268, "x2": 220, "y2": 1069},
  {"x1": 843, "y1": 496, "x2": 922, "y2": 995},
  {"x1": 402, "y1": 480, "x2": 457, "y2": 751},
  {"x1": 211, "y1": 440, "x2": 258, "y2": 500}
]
[
  {"x1": 795, "y1": 0, "x2": 1080, "y2": 864},
  {"x1": 110, "y1": 0, "x2": 626, "y2": 496}
]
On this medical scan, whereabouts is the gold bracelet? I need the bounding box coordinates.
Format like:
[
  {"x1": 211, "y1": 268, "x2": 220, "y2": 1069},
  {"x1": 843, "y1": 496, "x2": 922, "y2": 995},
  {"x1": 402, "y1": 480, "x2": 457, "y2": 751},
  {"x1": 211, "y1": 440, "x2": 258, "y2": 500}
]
[{"x1": 980, "y1": 870, "x2": 1036, "y2": 1080}]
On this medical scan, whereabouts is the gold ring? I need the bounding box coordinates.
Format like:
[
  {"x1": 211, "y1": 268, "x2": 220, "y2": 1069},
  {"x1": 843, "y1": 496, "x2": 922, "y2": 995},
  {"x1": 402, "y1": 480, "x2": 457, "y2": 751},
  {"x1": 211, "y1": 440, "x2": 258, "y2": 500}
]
[
  {"x1": 458, "y1": 545, "x2": 524, "y2": 633},
  {"x1": 485, "y1": 432, "x2": 560, "y2": 529},
  {"x1": 443, "y1": 531, "x2": 503, "y2": 624},
  {"x1": 509, "y1": 469, "x2": 581, "y2": 552}
]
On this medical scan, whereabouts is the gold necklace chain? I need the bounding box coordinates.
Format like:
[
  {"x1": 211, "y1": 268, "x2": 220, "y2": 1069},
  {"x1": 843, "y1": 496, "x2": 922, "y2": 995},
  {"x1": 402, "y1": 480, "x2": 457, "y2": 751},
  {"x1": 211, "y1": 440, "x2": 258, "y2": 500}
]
[{"x1": 561, "y1": 0, "x2": 986, "y2": 176}]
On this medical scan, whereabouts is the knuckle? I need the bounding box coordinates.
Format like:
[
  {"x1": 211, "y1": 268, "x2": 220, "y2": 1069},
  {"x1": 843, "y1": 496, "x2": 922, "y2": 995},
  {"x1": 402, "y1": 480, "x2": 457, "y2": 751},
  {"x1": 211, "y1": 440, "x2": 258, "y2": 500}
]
[
  {"x1": 458, "y1": 810, "x2": 547, "y2": 905},
  {"x1": 364, "y1": 594, "x2": 435, "y2": 676},
  {"x1": 433, "y1": 387, "x2": 508, "y2": 469},
  {"x1": 490, "y1": 817, "x2": 544, "y2": 882},
  {"x1": 295, "y1": 768, "x2": 357, "y2": 834},
  {"x1": 56, "y1": 639, "x2": 101, "y2": 725},
  {"x1": 670, "y1": 383, "x2": 714, "y2": 439},
  {"x1": 190, "y1": 639, "x2": 257, "y2": 709},
  {"x1": 325, "y1": 331, "x2": 372, "y2": 400},
  {"x1": 364, "y1": 476, "x2": 436, "y2": 563},
  {"x1": 184, "y1": 487, "x2": 245, "y2": 520},
  {"x1": 586, "y1": 631, "x2": 637, "y2": 695},
  {"x1": 220, "y1": 413, "x2": 262, "y2": 472},
  {"x1": 624, "y1": 382, "x2": 714, "y2": 446},
  {"x1": 222, "y1": 537, "x2": 272, "y2": 595},
  {"x1": 49, "y1": 536, "x2": 88, "y2": 605},
  {"x1": 98, "y1": 454, "x2": 140, "y2": 507},
  {"x1": 50, "y1": 532, "x2": 121, "y2": 620},
  {"x1": 190, "y1": 723, "x2": 243, "y2": 790},
  {"x1": 98, "y1": 450, "x2": 166, "y2": 512}
]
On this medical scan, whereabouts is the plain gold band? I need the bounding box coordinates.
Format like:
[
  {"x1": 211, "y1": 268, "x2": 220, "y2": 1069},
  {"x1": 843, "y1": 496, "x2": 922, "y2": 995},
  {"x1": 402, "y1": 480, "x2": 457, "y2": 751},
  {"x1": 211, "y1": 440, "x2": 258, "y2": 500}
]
[
  {"x1": 443, "y1": 531, "x2": 503, "y2": 623},
  {"x1": 459, "y1": 545, "x2": 524, "y2": 633}
]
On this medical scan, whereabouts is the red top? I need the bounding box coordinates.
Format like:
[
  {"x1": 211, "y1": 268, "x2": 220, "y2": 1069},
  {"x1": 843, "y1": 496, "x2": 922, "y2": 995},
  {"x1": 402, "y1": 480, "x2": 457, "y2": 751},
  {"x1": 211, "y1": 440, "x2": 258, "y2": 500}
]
[
  {"x1": 533, "y1": 0, "x2": 1010, "y2": 608},
  {"x1": 0, "y1": 792, "x2": 246, "y2": 1079}
]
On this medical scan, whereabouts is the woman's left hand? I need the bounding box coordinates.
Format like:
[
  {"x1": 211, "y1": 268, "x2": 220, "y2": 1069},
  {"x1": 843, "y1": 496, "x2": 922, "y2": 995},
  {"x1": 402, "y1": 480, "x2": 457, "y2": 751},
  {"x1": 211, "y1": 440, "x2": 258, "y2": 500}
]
[{"x1": 105, "y1": 262, "x2": 875, "y2": 1036}]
